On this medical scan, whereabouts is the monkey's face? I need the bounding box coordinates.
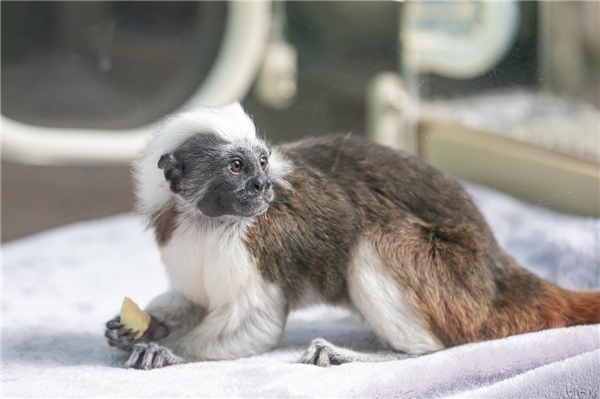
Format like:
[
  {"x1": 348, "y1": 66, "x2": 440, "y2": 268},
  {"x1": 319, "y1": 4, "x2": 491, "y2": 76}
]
[{"x1": 158, "y1": 133, "x2": 274, "y2": 218}]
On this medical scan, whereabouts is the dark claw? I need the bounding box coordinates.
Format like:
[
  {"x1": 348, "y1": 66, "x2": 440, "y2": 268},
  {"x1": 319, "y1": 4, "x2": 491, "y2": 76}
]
[
  {"x1": 106, "y1": 321, "x2": 122, "y2": 330},
  {"x1": 105, "y1": 315, "x2": 138, "y2": 352},
  {"x1": 117, "y1": 328, "x2": 136, "y2": 338},
  {"x1": 106, "y1": 316, "x2": 122, "y2": 329}
]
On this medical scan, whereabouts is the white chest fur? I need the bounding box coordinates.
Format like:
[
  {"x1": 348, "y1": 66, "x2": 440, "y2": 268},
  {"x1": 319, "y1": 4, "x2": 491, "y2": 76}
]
[{"x1": 159, "y1": 217, "x2": 265, "y2": 311}]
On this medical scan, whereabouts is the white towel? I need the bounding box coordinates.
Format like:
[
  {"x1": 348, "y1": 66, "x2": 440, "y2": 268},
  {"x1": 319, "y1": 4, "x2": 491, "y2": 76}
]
[{"x1": 3, "y1": 185, "x2": 599, "y2": 398}]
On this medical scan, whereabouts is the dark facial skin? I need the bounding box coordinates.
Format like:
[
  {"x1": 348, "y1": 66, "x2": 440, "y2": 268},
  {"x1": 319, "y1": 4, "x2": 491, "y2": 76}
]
[{"x1": 158, "y1": 133, "x2": 274, "y2": 218}]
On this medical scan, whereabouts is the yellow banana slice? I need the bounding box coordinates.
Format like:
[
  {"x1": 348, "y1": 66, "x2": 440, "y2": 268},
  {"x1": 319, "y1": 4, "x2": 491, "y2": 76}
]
[{"x1": 119, "y1": 297, "x2": 151, "y2": 339}]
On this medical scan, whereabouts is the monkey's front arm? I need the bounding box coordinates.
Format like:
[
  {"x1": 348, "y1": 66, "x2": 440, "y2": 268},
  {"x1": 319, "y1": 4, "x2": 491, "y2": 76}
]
[{"x1": 105, "y1": 289, "x2": 287, "y2": 369}]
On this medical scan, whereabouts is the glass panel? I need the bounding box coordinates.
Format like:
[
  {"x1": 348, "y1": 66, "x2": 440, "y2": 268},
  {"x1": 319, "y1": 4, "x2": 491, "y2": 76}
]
[
  {"x1": 1, "y1": 1, "x2": 227, "y2": 129},
  {"x1": 399, "y1": 1, "x2": 600, "y2": 215},
  {"x1": 401, "y1": 1, "x2": 599, "y2": 161},
  {"x1": 243, "y1": 1, "x2": 399, "y2": 143}
]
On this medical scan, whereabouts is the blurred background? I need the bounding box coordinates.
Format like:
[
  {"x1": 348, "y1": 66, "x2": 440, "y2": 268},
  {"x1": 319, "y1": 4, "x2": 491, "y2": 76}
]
[{"x1": 2, "y1": 1, "x2": 599, "y2": 242}]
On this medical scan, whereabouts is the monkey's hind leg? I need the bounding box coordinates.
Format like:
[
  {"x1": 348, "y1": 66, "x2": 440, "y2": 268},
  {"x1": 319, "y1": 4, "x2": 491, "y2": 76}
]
[
  {"x1": 299, "y1": 338, "x2": 429, "y2": 367},
  {"x1": 299, "y1": 234, "x2": 446, "y2": 367}
]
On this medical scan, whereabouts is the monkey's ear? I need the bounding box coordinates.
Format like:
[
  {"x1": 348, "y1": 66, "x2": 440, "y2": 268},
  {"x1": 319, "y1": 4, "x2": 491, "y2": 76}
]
[{"x1": 158, "y1": 153, "x2": 184, "y2": 193}]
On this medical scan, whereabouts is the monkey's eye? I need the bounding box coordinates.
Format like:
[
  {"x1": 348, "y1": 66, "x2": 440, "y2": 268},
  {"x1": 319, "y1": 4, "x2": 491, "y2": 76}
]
[
  {"x1": 228, "y1": 160, "x2": 243, "y2": 173},
  {"x1": 260, "y1": 156, "x2": 268, "y2": 171}
]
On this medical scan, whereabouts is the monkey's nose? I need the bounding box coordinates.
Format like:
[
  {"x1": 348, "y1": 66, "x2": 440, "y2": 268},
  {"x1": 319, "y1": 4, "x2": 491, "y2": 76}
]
[{"x1": 246, "y1": 175, "x2": 270, "y2": 193}]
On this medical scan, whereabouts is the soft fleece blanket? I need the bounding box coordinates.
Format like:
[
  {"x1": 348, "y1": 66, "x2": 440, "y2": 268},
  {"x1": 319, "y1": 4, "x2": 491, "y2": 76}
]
[{"x1": 3, "y1": 185, "x2": 599, "y2": 398}]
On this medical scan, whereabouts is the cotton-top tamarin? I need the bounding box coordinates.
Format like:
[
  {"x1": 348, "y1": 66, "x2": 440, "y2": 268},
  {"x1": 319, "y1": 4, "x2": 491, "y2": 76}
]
[{"x1": 105, "y1": 103, "x2": 600, "y2": 369}]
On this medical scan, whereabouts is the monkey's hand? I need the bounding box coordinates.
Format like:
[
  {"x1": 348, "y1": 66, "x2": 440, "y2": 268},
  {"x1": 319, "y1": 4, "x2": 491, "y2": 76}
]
[
  {"x1": 125, "y1": 342, "x2": 183, "y2": 370},
  {"x1": 104, "y1": 315, "x2": 170, "y2": 352}
]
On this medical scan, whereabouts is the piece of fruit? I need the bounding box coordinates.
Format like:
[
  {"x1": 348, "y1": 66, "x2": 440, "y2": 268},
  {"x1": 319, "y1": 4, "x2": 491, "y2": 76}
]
[{"x1": 119, "y1": 297, "x2": 151, "y2": 339}]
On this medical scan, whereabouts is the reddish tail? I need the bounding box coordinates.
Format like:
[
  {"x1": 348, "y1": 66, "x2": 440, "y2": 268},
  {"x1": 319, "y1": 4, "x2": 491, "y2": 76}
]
[{"x1": 565, "y1": 290, "x2": 600, "y2": 326}]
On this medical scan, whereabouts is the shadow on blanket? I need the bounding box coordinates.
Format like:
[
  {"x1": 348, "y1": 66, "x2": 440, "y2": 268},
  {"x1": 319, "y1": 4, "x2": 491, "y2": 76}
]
[{"x1": 4, "y1": 331, "x2": 128, "y2": 368}]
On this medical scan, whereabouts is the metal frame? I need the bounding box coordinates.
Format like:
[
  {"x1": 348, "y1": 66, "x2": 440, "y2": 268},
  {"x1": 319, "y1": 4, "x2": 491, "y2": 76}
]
[{"x1": 1, "y1": 1, "x2": 272, "y2": 165}]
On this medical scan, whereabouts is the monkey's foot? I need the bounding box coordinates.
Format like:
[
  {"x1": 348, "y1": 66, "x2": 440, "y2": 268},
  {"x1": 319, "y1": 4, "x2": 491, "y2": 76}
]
[
  {"x1": 105, "y1": 316, "x2": 137, "y2": 352},
  {"x1": 299, "y1": 337, "x2": 421, "y2": 366},
  {"x1": 299, "y1": 338, "x2": 356, "y2": 367},
  {"x1": 125, "y1": 342, "x2": 182, "y2": 370}
]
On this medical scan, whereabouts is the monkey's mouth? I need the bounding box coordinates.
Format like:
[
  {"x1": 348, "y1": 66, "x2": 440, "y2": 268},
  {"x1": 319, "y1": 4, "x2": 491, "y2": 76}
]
[
  {"x1": 233, "y1": 191, "x2": 273, "y2": 217},
  {"x1": 251, "y1": 194, "x2": 270, "y2": 206}
]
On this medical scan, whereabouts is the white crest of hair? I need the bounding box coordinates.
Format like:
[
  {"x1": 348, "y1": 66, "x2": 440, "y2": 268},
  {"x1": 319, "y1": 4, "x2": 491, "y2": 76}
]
[{"x1": 135, "y1": 102, "x2": 263, "y2": 218}]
